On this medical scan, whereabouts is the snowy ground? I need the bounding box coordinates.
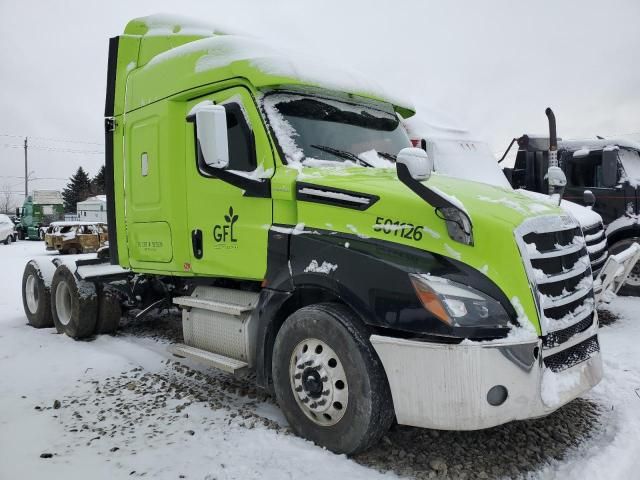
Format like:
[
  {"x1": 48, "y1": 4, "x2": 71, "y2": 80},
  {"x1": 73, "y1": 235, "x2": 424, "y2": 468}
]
[{"x1": 1, "y1": 242, "x2": 639, "y2": 479}]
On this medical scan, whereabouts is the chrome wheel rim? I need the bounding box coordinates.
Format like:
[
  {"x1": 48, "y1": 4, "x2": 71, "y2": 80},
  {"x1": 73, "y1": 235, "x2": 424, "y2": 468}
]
[
  {"x1": 289, "y1": 338, "x2": 348, "y2": 427},
  {"x1": 25, "y1": 274, "x2": 38, "y2": 314},
  {"x1": 55, "y1": 280, "x2": 72, "y2": 326}
]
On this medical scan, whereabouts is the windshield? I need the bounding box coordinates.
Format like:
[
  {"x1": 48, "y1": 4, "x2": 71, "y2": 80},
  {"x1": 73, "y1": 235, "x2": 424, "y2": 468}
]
[
  {"x1": 426, "y1": 138, "x2": 511, "y2": 188},
  {"x1": 263, "y1": 93, "x2": 411, "y2": 168}
]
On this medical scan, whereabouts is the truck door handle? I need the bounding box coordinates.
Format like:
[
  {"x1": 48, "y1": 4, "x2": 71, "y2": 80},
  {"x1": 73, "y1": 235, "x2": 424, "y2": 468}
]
[{"x1": 191, "y1": 229, "x2": 203, "y2": 259}]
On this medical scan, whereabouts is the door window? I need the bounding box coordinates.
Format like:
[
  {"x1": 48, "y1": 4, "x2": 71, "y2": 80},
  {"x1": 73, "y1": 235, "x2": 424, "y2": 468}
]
[{"x1": 197, "y1": 103, "x2": 256, "y2": 174}]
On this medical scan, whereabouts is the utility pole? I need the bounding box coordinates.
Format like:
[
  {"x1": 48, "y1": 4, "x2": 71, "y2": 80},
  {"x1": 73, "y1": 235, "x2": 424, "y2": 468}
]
[{"x1": 24, "y1": 136, "x2": 28, "y2": 198}]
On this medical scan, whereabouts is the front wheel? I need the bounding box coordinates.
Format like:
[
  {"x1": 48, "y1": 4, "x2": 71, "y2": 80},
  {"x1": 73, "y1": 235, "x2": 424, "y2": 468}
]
[
  {"x1": 3, "y1": 235, "x2": 11, "y2": 245},
  {"x1": 610, "y1": 237, "x2": 640, "y2": 296},
  {"x1": 272, "y1": 303, "x2": 394, "y2": 454}
]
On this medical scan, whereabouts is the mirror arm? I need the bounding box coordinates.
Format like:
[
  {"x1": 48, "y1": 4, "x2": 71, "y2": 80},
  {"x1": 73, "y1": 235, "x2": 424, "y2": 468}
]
[
  {"x1": 397, "y1": 162, "x2": 459, "y2": 211},
  {"x1": 205, "y1": 167, "x2": 271, "y2": 198}
]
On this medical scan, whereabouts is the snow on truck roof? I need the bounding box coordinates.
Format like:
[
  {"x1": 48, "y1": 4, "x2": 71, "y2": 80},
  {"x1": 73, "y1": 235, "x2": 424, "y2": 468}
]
[
  {"x1": 521, "y1": 134, "x2": 640, "y2": 153},
  {"x1": 77, "y1": 195, "x2": 107, "y2": 205},
  {"x1": 122, "y1": 15, "x2": 414, "y2": 117},
  {"x1": 124, "y1": 14, "x2": 231, "y2": 37},
  {"x1": 560, "y1": 137, "x2": 640, "y2": 152}
]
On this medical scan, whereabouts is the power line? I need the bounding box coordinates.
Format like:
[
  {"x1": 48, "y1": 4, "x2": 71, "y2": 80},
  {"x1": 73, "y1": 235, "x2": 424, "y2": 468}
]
[
  {"x1": 0, "y1": 132, "x2": 103, "y2": 146},
  {"x1": 0, "y1": 143, "x2": 104, "y2": 154},
  {"x1": 0, "y1": 175, "x2": 68, "y2": 180}
]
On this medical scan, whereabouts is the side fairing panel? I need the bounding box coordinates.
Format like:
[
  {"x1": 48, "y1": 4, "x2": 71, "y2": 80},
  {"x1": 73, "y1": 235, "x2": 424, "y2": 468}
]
[{"x1": 285, "y1": 231, "x2": 517, "y2": 339}]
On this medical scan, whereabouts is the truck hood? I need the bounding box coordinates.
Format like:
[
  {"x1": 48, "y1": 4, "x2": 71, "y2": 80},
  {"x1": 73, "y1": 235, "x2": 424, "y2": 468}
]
[
  {"x1": 294, "y1": 166, "x2": 569, "y2": 334},
  {"x1": 297, "y1": 167, "x2": 564, "y2": 227}
]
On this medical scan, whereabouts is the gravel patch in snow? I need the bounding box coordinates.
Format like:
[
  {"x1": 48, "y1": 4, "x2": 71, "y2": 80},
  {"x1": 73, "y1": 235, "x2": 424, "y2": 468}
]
[{"x1": 355, "y1": 399, "x2": 604, "y2": 479}]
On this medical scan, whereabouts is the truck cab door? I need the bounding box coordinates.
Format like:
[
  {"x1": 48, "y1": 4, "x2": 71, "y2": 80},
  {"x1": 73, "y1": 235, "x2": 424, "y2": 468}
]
[
  {"x1": 184, "y1": 87, "x2": 274, "y2": 280},
  {"x1": 563, "y1": 150, "x2": 625, "y2": 224}
]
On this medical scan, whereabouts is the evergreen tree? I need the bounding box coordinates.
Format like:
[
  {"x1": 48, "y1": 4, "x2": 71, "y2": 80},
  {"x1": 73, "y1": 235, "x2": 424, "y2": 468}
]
[
  {"x1": 62, "y1": 167, "x2": 92, "y2": 213},
  {"x1": 91, "y1": 165, "x2": 106, "y2": 196}
]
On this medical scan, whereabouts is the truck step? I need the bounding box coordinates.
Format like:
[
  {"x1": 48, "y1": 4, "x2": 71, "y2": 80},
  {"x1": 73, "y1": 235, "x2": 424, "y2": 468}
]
[
  {"x1": 168, "y1": 343, "x2": 248, "y2": 374},
  {"x1": 173, "y1": 286, "x2": 259, "y2": 316}
]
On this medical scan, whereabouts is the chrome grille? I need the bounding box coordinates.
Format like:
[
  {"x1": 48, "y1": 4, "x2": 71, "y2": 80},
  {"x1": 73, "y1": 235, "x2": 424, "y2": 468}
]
[
  {"x1": 582, "y1": 221, "x2": 608, "y2": 277},
  {"x1": 516, "y1": 215, "x2": 596, "y2": 344},
  {"x1": 544, "y1": 335, "x2": 599, "y2": 372}
]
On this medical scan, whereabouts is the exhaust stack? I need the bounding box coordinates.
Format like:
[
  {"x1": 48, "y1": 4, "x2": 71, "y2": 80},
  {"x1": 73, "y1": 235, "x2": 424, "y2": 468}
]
[{"x1": 545, "y1": 108, "x2": 558, "y2": 195}]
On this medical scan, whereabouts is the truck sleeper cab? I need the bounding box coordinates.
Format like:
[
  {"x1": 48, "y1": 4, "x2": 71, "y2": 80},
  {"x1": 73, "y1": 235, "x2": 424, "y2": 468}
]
[{"x1": 21, "y1": 16, "x2": 602, "y2": 454}]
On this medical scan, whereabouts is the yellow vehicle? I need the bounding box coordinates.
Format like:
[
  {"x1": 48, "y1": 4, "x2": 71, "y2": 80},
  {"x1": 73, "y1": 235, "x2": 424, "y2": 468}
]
[{"x1": 44, "y1": 221, "x2": 108, "y2": 254}]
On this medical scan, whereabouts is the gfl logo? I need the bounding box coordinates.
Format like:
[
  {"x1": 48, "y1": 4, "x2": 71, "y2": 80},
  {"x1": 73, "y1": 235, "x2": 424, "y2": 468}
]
[{"x1": 213, "y1": 206, "x2": 238, "y2": 243}]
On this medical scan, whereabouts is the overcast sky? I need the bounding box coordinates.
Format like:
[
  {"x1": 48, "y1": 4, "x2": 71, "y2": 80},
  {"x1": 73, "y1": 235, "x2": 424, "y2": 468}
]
[{"x1": 1, "y1": 0, "x2": 639, "y2": 206}]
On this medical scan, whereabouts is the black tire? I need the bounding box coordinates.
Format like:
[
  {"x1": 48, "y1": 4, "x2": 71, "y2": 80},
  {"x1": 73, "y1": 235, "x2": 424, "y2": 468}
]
[
  {"x1": 610, "y1": 237, "x2": 640, "y2": 296},
  {"x1": 4, "y1": 235, "x2": 12, "y2": 245},
  {"x1": 50, "y1": 265, "x2": 98, "y2": 339},
  {"x1": 95, "y1": 285, "x2": 122, "y2": 334},
  {"x1": 272, "y1": 303, "x2": 394, "y2": 455},
  {"x1": 22, "y1": 261, "x2": 54, "y2": 328}
]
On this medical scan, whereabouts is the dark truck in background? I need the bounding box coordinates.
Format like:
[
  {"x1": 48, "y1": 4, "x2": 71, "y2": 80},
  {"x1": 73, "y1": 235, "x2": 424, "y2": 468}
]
[{"x1": 504, "y1": 135, "x2": 640, "y2": 294}]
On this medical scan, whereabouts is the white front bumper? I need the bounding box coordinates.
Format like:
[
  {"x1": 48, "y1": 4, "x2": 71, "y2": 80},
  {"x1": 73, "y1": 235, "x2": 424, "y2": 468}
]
[{"x1": 370, "y1": 325, "x2": 602, "y2": 430}]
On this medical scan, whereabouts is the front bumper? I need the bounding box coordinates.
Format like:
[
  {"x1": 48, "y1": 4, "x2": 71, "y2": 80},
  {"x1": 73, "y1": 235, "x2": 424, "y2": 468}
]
[{"x1": 370, "y1": 322, "x2": 602, "y2": 430}]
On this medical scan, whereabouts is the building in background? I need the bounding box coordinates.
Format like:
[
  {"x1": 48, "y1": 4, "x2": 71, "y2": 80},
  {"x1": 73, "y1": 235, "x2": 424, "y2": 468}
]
[{"x1": 76, "y1": 195, "x2": 107, "y2": 222}]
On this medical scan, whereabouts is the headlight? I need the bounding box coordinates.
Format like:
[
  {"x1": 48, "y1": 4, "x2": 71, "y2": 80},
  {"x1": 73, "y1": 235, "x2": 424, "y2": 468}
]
[
  {"x1": 409, "y1": 274, "x2": 510, "y2": 328},
  {"x1": 437, "y1": 207, "x2": 473, "y2": 245}
]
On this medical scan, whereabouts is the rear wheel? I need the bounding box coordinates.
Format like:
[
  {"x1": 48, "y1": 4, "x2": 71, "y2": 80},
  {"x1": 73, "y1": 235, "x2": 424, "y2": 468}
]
[
  {"x1": 4, "y1": 235, "x2": 12, "y2": 245},
  {"x1": 610, "y1": 237, "x2": 640, "y2": 296},
  {"x1": 22, "y1": 261, "x2": 54, "y2": 328},
  {"x1": 272, "y1": 303, "x2": 394, "y2": 454},
  {"x1": 50, "y1": 265, "x2": 97, "y2": 339}
]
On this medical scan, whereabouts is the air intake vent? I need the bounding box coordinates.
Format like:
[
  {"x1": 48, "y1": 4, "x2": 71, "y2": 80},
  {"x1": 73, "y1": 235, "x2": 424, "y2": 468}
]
[{"x1": 296, "y1": 182, "x2": 379, "y2": 211}]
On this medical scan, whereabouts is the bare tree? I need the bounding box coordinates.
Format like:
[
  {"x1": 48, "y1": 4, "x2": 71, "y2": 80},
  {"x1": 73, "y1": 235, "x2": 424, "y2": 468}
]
[{"x1": 0, "y1": 184, "x2": 16, "y2": 215}]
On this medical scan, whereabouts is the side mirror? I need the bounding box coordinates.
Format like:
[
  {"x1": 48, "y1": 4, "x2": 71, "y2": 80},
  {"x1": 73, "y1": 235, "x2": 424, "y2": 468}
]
[
  {"x1": 547, "y1": 166, "x2": 567, "y2": 204},
  {"x1": 547, "y1": 166, "x2": 567, "y2": 189},
  {"x1": 396, "y1": 147, "x2": 433, "y2": 181},
  {"x1": 602, "y1": 149, "x2": 618, "y2": 188},
  {"x1": 583, "y1": 189, "x2": 596, "y2": 207},
  {"x1": 195, "y1": 105, "x2": 229, "y2": 169}
]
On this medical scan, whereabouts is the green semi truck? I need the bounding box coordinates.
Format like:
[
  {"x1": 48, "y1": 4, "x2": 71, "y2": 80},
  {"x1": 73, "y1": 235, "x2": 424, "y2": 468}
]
[
  {"x1": 21, "y1": 15, "x2": 603, "y2": 454},
  {"x1": 16, "y1": 190, "x2": 65, "y2": 240}
]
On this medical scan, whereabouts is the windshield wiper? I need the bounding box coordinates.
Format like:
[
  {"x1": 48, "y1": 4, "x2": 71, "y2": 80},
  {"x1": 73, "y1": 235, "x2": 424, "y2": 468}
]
[
  {"x1": 310, "y1": 144, "x2": 375, "y2": 168},
  {"x1": 377, "y1": 151, "x2": 397, "y2": 162}
]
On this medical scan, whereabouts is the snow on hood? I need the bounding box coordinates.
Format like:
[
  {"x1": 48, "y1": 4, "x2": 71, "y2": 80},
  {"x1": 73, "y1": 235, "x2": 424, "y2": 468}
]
[{"x1": 517, "y1": 189, "x2": 602, "y2": 228}]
